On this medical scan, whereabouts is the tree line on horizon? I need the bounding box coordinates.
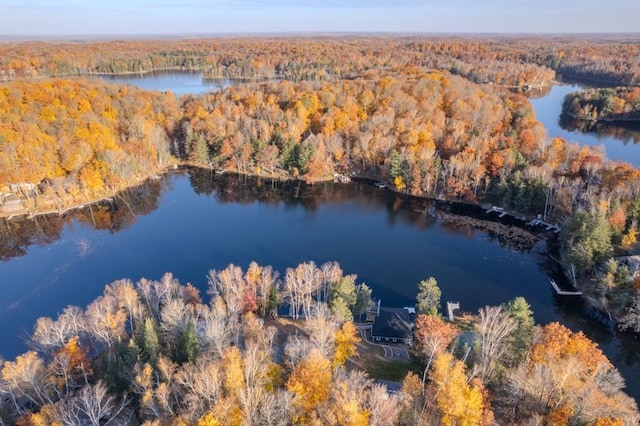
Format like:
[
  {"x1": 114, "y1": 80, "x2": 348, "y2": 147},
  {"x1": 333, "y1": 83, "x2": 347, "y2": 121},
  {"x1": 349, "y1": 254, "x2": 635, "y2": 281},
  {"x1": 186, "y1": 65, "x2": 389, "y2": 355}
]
[{"x1": 0, "y1": 36, "x2": 638, "y2": 87}]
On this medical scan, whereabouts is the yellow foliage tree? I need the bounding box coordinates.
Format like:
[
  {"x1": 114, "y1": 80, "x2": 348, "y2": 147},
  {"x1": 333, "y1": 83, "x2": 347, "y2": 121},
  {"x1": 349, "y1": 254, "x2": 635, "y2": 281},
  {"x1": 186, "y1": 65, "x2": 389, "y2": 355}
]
[
  {"x1": 221, "y1": 346, "x2": 245, "y2": 399},
  {"x1": 197, "y1": 412, "x2": 224, "y2": 426},
  {"x1": 286, "y1": 348, "x2": 333, "y2": 423},
  {"x1": 622, "y1": 228, "x2": 638, "y2": 248},
  {"x1": 429, "y1": 352, "x2": 485, "y2": 426},
  {"x1": 333, "y1": 321, "x2": 360, "y2": 369}
]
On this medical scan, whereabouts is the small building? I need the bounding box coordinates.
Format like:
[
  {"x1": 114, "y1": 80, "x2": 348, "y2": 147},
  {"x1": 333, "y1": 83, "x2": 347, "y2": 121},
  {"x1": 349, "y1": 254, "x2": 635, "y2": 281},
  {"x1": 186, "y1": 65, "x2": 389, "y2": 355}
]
[
  {"x1": 376, "y1": 379, "x2": 402, "y2": 395},
  {"x1": 9, "y1": 183, "x2": 36, "y2": 194},
  {"x1": 615, "y1": 256, "x2": 640, "y2": 278},
  {"x1": 371, "y1": 306, "x2": 414, "y2": 345},
  {"x1": 0, "y1": 197, "x2": 23, "y2": 213}
]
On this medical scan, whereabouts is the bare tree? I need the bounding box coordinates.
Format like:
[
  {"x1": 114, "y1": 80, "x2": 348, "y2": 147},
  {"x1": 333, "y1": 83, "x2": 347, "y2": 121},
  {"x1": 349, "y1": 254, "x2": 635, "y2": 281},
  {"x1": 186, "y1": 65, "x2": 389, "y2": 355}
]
[
  {"x1": 258, "y1": 390, "x2": 292, "y2": 426},
  {"x1": 368, "y1": 384, "x2": 400, "y2": 426},
  {"x1": 198, "y1": 298, "x2": 235, "y2": 358},
  {"x1": 83, "y1": 295, "x2": 127, "y2": 358},
  {"x1": 30, "y1": 305, "x2": 85, "y2": 354},
  {"x1": 283, "y1": 334, "x2": 311, "y2": 370},
  {"x1": 474, "y1": 305, "x2": 517, "y2": 381},
  {"x1": 284, "y1": 262, "x2": 323, "y2": 319},
  {"x1": 242, "y1": 343, "x2": 271, "y2": 390},
  {"x1": 136, "y1": 274, "x2": 182, "y2": 321},
  {"x1": 256, "y1": 265, "x2": 281, "y2": 318},
  {"x1": 0, "y1": 351, "x2": 54, "y2": 415},
  {"x1": 55, "y1": 381, "x2": 129, "y2": 426},
  {"x1": 305, "y1": 303, "x2": 338, "y2": 359},
  {"x1": 104, "y1": 279, "x2": 143, "y2": 334},
  {"x1": 208, "y1": 264, "x2": 246, "y2": 318},
  {"x1": 320, "y1": 261, "x2": 343, "y2": 302},
  {"x1": 173, "y1": 356, "x2": 222, "y2": 419},
  {"x1": 238, "y1": 384, "x2": 265, "y2": 425},
  {"x1": 159, "y1": 298, "x2": 193, "y2": 350}
]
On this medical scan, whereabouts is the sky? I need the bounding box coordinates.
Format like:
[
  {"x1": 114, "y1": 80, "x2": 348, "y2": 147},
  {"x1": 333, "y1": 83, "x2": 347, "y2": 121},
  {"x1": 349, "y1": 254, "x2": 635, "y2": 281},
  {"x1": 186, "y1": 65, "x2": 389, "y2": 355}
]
[{"x1": 0, "y1": 0, "x2": 638, "y2": 37}]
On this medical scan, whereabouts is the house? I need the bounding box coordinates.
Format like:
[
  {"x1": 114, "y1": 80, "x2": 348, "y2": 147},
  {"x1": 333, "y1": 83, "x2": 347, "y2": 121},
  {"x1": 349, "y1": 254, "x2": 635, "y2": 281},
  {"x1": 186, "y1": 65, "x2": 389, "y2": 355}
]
[
  {"x1": 615, "y1": 255, "x2": 640, "y2": 278},
  {"x1": 371, "y1": 306, "x2": 414, "y2": 345}
]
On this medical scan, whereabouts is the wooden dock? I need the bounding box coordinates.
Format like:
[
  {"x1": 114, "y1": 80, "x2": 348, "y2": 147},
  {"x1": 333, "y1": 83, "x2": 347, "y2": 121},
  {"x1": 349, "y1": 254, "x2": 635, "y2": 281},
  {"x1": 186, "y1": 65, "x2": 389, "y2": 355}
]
[
  {"x1": 446, "y1": 301, "x2": 460, "y2": 321},
  {"x1": 549, "y1": 279, "x2": 582, "y2": 296},
  {"x1": 484, "y1": 205, "x2": 505, "y2": 214}
]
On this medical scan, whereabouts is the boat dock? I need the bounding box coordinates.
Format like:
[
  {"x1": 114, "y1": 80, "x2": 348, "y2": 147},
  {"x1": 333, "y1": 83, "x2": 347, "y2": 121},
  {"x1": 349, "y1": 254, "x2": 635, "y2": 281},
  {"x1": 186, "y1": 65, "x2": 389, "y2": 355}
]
[
  {"x1": 484, "y1": 205, "x2": 508, "y2": 217},
  {"x1": 528, "y1": 218, "x2": 561, "y2": 233},
  {"x1": 549, "y1": 278, "x2": 582, "y2": 296},
  {"x1": 446, "y1": 301, "x2": 460, "y2": 321}
]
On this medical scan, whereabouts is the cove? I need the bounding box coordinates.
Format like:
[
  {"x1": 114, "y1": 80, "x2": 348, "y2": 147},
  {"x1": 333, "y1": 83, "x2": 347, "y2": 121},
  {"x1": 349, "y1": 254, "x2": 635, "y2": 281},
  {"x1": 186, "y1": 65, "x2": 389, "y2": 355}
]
[{"x1": 530, "y1": 82, "x2": 640, "y2": 166}]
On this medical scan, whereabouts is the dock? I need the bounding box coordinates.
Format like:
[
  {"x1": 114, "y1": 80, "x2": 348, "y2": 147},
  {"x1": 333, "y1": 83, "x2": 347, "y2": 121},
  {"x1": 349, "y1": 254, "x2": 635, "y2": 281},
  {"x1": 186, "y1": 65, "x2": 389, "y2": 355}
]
[
  {"x1": 446, "y1": 301, "x2": 460, "y2": 321},
  {"x1": 549, "y1": 279, "x2": 582, "y2": 296},
  {"x1": 528, "y1": 219, "x2": 561, "y2": 233},
  {"x1": 484, "y1": 205, "x2": 505, "y2": 214},
  {"x1": 483, "y1": 205, "x2": 562, "y2": 233}
]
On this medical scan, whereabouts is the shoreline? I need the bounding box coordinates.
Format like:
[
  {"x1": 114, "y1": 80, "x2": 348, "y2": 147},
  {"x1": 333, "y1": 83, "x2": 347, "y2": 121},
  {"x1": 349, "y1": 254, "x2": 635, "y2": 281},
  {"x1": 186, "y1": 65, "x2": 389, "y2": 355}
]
[
  {"x1": 2, "y1": 68, "x2": 553, "y2": 90},
  {"x1": 0, "y1": 162, "x2": 183, "y2": 220},
  {"x1": 562, "y1": 111, "x2": 640, "y2": 126}
]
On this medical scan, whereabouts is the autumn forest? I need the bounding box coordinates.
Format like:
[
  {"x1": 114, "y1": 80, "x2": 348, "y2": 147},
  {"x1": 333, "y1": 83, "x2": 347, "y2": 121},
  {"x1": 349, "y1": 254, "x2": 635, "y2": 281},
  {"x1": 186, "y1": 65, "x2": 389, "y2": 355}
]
[{"x1": 2, "y1": 36, "x2": 640, "y2": 424}]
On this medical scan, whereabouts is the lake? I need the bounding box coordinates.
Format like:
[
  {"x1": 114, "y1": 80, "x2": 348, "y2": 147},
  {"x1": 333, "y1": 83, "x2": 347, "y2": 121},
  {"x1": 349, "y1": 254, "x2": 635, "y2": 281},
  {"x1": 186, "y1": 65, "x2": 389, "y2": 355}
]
[
  {"x1": 530, "y1": 82, "x2": 640, "y2": 166},
  {"x1": 1, "y1": 72, "x2": 639, "y2": 402},
  {"x1": 95, "y1": 71, "x2": 238, "y2": 97},
  {"x1": 1, "y1": 171, "x2": 638, "y2": 400},
  {"x1": 0, "y1": 172, "x2": 566, "y2": 351}
]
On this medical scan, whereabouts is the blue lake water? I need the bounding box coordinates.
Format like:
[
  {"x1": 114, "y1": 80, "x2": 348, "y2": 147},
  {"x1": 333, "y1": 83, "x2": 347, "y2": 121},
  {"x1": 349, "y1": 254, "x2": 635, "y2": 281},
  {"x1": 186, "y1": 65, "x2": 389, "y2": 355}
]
[
  {"x1": 96, "y1": 71, "x2": 237, "y2": 97},
  {"x1": 530, "y1": 83, "x2": 640, "y2": 166}
]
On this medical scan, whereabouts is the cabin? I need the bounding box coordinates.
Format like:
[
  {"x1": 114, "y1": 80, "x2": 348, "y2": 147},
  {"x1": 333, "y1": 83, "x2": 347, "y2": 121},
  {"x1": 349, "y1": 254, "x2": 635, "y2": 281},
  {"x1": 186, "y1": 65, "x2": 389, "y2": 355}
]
[{"x1": 371, "y1": 306, "x2": 414, "y2": 345}]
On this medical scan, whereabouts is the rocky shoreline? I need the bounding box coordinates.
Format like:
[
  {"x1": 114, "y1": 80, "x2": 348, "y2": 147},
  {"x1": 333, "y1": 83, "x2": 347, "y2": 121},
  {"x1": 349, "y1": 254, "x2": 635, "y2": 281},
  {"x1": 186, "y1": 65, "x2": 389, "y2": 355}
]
[{"x1": 435, "y1": 208, "x2": 542, "y2": 251}]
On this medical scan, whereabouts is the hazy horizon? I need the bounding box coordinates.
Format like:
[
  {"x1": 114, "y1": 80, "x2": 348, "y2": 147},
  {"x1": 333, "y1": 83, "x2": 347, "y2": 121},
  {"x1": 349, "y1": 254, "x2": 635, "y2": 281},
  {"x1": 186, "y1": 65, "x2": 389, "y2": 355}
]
[
  {"x1": 1, "y1": 31, "x2": 640, "y2": 43},
  {"x1": 1, "y1": 0, "x2": 639, "y2": 38}
]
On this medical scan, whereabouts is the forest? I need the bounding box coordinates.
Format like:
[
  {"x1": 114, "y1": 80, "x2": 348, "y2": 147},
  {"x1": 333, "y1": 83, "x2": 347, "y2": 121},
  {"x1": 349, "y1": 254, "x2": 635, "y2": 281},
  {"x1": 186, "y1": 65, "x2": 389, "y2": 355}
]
[
  {"x1": 0, "y1": 79, "x2": 179, "y2": 201},
  {"x1": 563, "y1": 86, "x2": 640, "y2": 122},
  {"x1": 0, "y1": 36, "x2": 638, "y2": 87},
  {"x1": 2, "y1": 35, "x2": 640, "y2": 424},
  {"x1": 0, "y1": 262, "x2": 637, "y2": 425}
]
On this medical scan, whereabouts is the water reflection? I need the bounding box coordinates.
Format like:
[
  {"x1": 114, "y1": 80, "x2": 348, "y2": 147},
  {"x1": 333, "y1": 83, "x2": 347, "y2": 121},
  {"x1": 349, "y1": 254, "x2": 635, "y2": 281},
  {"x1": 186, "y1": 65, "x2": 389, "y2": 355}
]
[
  {"x1": 559, "y1": 114, "x2": 640, "y2": 145},
  {"x1": 95, "y1": 71, "x2": 238, "y2": 97},
  {"x1": 529, "y1": 82, "x2": 640, "y2": 166},
  {"x1": 0, "y1": 178, "x2": 165, "y2": 262}
]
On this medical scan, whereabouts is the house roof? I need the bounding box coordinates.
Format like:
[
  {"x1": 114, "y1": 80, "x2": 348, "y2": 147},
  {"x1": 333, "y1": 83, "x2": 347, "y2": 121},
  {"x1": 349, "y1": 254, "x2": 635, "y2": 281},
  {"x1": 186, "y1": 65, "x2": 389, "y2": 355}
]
[{"x1": 371, "y1": 308, "x2": 413, "y2": 340}]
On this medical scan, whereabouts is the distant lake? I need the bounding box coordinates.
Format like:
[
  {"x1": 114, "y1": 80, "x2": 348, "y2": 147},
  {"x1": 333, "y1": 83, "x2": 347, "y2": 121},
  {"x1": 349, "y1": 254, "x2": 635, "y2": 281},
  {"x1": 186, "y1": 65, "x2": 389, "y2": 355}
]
[
  {"x1": 530, "y1": 82, "x2": 640, "y2": 166},
  {"x1": 94, "y1": 71, "x2": 239, "y2": 97}
]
